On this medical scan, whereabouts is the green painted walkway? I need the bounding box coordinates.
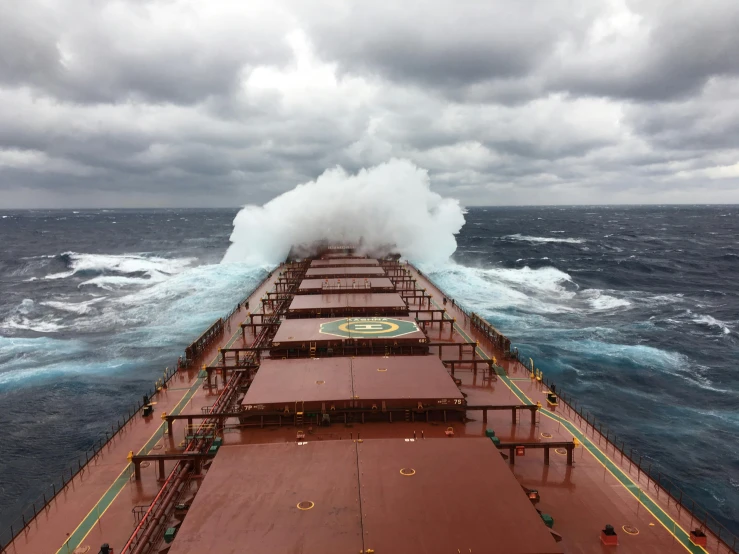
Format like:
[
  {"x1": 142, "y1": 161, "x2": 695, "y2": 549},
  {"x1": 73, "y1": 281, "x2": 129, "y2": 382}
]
[
  {"x1": 432, "y1": 295, "x2": 706, "y2": 554},
  {"x1": 56, "y1": 321, "x2": 246, "y2": 553}
]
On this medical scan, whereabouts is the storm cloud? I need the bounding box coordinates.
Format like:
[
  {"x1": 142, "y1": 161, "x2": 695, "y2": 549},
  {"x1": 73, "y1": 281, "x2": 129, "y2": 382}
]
[{"x1": 0, "y1": 0, "x2": 738, "y2": 207}]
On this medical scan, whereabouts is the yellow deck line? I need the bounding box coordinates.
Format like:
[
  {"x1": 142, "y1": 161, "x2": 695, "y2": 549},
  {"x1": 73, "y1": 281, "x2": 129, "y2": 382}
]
[
  {"x1": 55, "y1": 309, "x2": 251, "y2": 553},
  {"x1": 424, "y1": 289, "x2": 706, "y2": 553}
]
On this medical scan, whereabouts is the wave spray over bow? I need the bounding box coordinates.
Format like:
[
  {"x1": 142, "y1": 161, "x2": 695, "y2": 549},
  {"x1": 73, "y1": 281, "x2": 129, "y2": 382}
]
[{"x1": 222, "y1": 159, "x2": 466, "y2": 265}]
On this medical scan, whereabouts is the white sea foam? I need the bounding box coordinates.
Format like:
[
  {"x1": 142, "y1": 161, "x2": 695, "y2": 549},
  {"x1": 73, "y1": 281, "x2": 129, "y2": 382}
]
[
  {"x1": 0, "y1": 358, "x2": 127, "y2": 387},
  {"x1": 45, "y1": 252, "x2": 195, "y2": 283},
  {"x1": 693, "y1": 314, "x2": 732, "y2": 335},
  {"x1": 581, "y1": 289, "x2": 631, "y2": 310},
  {"x1": 79, "y1": 275, "x2": 160, "y2": 290},
  {"x1": 420, "y1": 261, "x2": 577, "y2": 315},
  {"x1": 1, "y1": 317, "x2": 65, "y2": 333},
  {"x1": 558, "y1": 340, "x2": 687, "y2": 368},
  {"x1": 41, "y1": 298, "x2": 105, "y2": 315},
  {"x1": 223, "y1": 159, "x2": 465, "y2": 265},
  {"x1": 504, "y1": 234, "x2": 585, "y2": 244}
]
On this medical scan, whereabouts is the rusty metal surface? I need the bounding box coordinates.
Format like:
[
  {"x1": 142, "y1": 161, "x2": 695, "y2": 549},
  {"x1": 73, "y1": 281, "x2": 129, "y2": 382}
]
[
  {"x1": 167, "y1": 442, "x2": 363, "y2": 554},
  {"x1": 241, "y1": 358, "x2": 353, "y2": 411},
  {"x1": 305, "y1": 266, "x2": 386, "y2": 278},
  {"x1": 310, "y1": 258, "x2": 379, "y2": 267},
  {"x1": 351, "y1": 355, "x2": 463, "y2": 409},
  {"x1": 288, "y1": 292, "x2": 407, "y2": 311},
  {"x1": 356, "y1": 438, "x2": 563, "y2": 554}
]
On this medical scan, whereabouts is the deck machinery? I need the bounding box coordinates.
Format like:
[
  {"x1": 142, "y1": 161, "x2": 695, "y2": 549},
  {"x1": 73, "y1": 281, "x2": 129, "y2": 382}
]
[{"x1": 4, "y1": 247, "x2": 735, "y2": 554}]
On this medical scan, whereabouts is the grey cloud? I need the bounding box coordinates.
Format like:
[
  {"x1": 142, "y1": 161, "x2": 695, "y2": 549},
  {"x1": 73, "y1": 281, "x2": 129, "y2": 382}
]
[
  {"x1": 548, "y1": 0, "x2": 739, "y2": 101},
  {"x1": 0, "y1": 1, "x2": 294, "y2": 105},
  {"x1": 1, "y1": 0, "x2": 739, "y2": 208},
  {"x1": 301, "y1": 1, "x2": 592, "y2": 98}
]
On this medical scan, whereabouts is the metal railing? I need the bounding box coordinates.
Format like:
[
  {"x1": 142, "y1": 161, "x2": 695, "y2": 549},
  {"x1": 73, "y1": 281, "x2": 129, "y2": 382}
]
[
  {"x1": 121, "y1": 264, "x2": 299, "y2": 554},
  {"x1": 413, "y1": 263, "x2": 737, "y2": 553},
  {"x1": 533, "y1": 369, "x2": 739, "y2": 554},
  {"x1": 0, "y1": 364, "x2": 179, "y2": 553},
  {"x1": 485, "y1": 327, "x2": 738, "y2": 553},
  {"x1": 0, "y1": 270, "x2": 276, "y2": 554}
]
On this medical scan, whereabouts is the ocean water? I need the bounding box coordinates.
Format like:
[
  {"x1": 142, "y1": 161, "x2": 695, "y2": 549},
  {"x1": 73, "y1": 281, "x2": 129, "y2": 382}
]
[{"x1": 0, "y1": 206, "x2": 737, "y2": 537}]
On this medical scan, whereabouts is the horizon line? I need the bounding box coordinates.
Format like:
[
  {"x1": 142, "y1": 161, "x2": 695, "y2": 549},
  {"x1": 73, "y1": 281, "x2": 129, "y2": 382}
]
[{"x1": 1, "y1": 203, "x2": 739, "y2": 211}]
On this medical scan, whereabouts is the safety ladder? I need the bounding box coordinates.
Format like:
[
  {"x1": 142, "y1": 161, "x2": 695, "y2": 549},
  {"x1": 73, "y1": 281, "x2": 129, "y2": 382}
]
[
  {"x1": 295, "y1": 401, "x2": 305, "y2": 427},
  {"x1": 309, "y1": 342, "x2": 316, "y2": 358}
]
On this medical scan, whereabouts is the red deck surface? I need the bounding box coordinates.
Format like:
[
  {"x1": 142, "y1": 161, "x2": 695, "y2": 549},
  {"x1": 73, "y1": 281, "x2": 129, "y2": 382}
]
[
  {"x1": 310, "y1": 258, "x2": 379, "y2": 266},
  {"x1": 357, "y1": 438, "x2": 563, "y2": 554},
  {"x1": 288, "y1": 292, "x2": 406, "y2": 312},
  {"x1": 167, "y1": 442, "x2": 363, "y2": 554},
  {"x1": 241, "y1": 358, "x2": 353, "y2": 411},
  {"x1": 351, "y1": 355, "x2": 463, "y2": 408},
  {"x1": 297, "y1": 277, "x2": 395, "y2": 293},
  {"x1": 241, "y1": 356, "x2": 461, "y2": 411},
  {"x1": 168, "y1": 439, "x2": 561, "y2": 554},
  {"x1": 305, "y1": 266, "x2": 386, "y2": 278},
  {"x1": 11, "y1": 258, "x2": 723, "y2": 554}
]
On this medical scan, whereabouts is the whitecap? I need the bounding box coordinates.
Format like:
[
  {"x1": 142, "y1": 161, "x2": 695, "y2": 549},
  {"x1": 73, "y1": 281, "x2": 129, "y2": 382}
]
[
  {"x1": 41, "y1": 298, "x2": 105, "y2": 315},
  {"x1": 693, "y1": 314, "x2": 732, "y2": 335},
  {"x1": 580, "y1": 289, "x2": 631, "y2": 311},
  {"x1": 504, "y1": 234, "x2": 585, "y2": 244},
  {"x1": 419, "y1": 261, "x2": 577, "y2": 315},
  {"x1": 1, "y1": 317, "x2": 65, "y2": 333},
  {"x1": 44, "y1": 252, "x2": 196, "y2": 282}
]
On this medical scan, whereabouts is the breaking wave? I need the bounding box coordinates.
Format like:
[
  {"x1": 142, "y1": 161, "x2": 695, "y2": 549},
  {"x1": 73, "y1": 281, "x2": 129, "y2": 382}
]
[
  {"x1": 222, "y1": 159, "x2": 466, "y2": 265},
  {"x1": 41, "y1": 298, "x2": 105, "y2": 315},
  {"x1": 420, "y1": 261, "x2": 633, "y2": 317},
  {"x1": 44, "y1": 252, "x2": 195, "y2": 286},
  {"x1": 504, "y1": 234, "x2": 585, "y2": 244},
  {"x1": 693, "y1": 314, "x2": 733, "y2": 335},
  {"x1": 580, "y1": 289, "x2": 632, "y2": 311}
]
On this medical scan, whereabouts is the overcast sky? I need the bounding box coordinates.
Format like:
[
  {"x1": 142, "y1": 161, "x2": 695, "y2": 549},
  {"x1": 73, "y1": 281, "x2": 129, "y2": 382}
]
[{"x1": 1, "y1": 0, "x2": 738, "y2": 208}]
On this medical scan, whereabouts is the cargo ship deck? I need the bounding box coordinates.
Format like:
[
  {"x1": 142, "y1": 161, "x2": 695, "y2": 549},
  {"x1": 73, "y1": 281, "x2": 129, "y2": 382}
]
[{"x1": 3, "y1": 250, "x2": 735, "y2": 554}]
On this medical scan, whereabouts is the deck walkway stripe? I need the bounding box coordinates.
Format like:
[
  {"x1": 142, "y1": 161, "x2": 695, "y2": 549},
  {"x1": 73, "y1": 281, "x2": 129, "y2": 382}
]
[
  {"x1": 433, "y1": 297, "x2": 707, "y2": 554},
  {"x1": 56, "y1": 317, "x2": 247, "y2": 553}
]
